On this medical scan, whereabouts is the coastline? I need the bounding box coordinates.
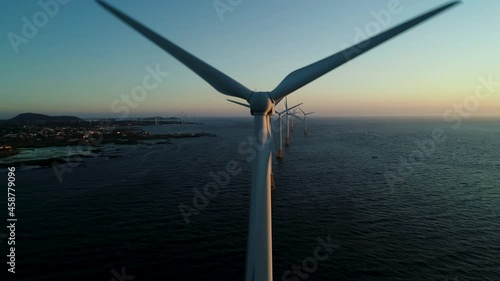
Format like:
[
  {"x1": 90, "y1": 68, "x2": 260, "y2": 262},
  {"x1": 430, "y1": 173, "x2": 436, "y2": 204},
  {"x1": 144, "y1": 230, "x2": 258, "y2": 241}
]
[{"x1": 0, "y1": 132, "x2": 216, "y2": 168}]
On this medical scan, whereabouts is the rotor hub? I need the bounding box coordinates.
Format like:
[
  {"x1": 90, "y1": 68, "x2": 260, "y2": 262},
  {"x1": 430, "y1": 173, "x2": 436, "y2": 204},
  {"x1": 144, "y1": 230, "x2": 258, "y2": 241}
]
[{"x1": 248, "y1": 92, "x2": 274, "y2": 115}]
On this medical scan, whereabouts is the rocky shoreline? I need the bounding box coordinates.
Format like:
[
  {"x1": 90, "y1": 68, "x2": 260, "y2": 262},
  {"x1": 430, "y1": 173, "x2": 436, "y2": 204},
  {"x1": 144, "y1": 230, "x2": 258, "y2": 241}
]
[
  {"x1": 0, "y1": 132, "x2": 216, "y2": 168},
  {"x1": 0, "y1": 148, "x2": 20, "y2": 159}
]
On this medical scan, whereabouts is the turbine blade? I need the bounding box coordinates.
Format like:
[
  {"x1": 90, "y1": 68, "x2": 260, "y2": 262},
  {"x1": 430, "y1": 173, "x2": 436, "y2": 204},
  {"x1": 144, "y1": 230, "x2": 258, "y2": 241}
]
[
  {"x1": 298, "y1": 107, "x2": 306, "y2": 115},
  {"x1": 227, "y1": 99, "x2": 250, "y2": 108},
  {"x1": 291, "y1": 114, "x2": 303, "y2": 121},
  {"x1": 283, "y1": 103, "x2": 303, "y2": 114},
  {"x1": 270, "y1": 1, "x2": 461, "y2": 101},
  {"x1": 96, "y1": 0, "x2": 252, "y2": 100},
  {"x1": 307, "y1": 112, "x2": 316, "y2": 115},
  {"x1": 275, "y1": 97, "x2": 284, "y2": 106}
]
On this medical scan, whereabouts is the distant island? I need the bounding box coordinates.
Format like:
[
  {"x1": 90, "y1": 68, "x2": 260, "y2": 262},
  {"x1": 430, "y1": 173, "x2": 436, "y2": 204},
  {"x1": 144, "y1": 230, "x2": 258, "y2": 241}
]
[
  {"x1": 0, "y1": 113, "x2": 214, "y2": 166},
  {"x1": 8, "y1": 113, "x2": 82, "y2": 123}
]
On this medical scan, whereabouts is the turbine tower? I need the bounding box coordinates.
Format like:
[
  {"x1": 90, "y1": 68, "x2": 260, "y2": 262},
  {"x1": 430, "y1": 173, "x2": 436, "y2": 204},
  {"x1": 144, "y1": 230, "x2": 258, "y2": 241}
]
[
  {"x1": 227, "y1": 98, "x2": 301, "y2": 160},
  {"x1": 284, "y1": 98, "x2": 291, "y2": 147},
  {"x1": 96, "y1": 1, "x2": 460, "y2": 280},
  {"x1": 177, "y1": 112, "x2": 186, "y2": 124},
  {"x1": 289, "y1": 109, "x2": 303, "y2": 132},
  {"x1": 275, "y1": 102, "x2": 302, "y2": 160},
  {"x1": 299, "y1": 107, "x2": 316, "y2": 135},
  {"x1": 290, "y1": 108, "x2": 297, "y2": 132},
  {"x1": 154, "y1": 110, "x2": 159, "y2": 125}
]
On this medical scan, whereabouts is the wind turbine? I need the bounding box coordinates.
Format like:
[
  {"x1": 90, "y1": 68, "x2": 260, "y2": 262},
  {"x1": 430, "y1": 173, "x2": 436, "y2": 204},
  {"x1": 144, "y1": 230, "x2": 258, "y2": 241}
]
[
  {"x1": 177, "y1": 112, "x2": 186, "y2": 124},
  {"x1": 96, "y1": 1, "x2": 460, "y2": 280},
  {"x1": 154, "y1": 110, "x2": 159, "y2": 125},
  {"x1": 284, "y1": 98, "x2": 292, "y2": 147},
  {"x1": 289, "y1": 109, "x2": 303, "y2": 132},
  {"x1": 275, "y1": 102, "x2": 302, "y2": 160},
  {"x1": 227, "y1": 98, "x2": 301, "y2": 160},
  {"x1": 290, "y1": 109, "x2": 297, "y2": 132},
  {"x1": 299, "y1": 107, "x2": 316, "y2": 135}
]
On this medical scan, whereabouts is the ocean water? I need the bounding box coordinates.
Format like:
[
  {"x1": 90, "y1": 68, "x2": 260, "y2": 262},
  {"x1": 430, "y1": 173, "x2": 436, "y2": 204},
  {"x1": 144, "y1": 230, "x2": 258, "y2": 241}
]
[{"x1": 5, "y1": 118, "x2": 500, "y2": 281}]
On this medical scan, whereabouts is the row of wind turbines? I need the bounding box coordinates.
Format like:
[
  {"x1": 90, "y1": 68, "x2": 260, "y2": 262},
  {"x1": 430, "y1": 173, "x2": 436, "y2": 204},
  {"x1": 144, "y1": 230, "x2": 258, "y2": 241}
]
[
  {"x1": 96, "y1": 1, "x2": 460, "y2": 280},
  {"x1": 274, "y1": 98, "x2": 315, "y2": 160},
  {"x1": 228, "y1": 96, "x2": 315, "y2": 160},
  {"x1": 149, "y1": 111, "x2": 195, "y2": 125}
]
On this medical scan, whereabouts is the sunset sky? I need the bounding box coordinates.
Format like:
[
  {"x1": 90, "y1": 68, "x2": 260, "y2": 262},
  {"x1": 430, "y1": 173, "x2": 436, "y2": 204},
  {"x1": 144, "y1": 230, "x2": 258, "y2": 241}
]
[{"x1": 1, "y1": 0, "x2": 499, "y2": 119}]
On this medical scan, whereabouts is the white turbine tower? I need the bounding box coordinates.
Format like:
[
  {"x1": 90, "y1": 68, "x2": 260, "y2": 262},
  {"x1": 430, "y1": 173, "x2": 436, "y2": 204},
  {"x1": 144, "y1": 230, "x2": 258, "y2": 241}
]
[
  {"x1": 289, "y1": 109, "x2": 303, "y2": 133},
  {"x1": 284, "y1": 100, "x2": 302, "y2": 145},
  {"x1": 299, "y1": 107, "x2": 316, "y2": 135},
  {"x1": 290, "y1": 108, "x2": 297, "y2": 132},
  {"x1": 154, "y1": 110, "x2": 159, "y2": 125},
  {"x1": 96, "y1": 1, "x2": 460, "y2": 280},
  {"x1": 177, "y1": 112, "x2": 185, "y2": 124},
  {"x1": 284, "y1": 98, "x2": 291, "y2": 147},
  {"x1": 275, "y1": 103, "x2": 302, "y2": 160},
  {"x1": 227, "y1": 99, "x2": 301, "y2": 160}
]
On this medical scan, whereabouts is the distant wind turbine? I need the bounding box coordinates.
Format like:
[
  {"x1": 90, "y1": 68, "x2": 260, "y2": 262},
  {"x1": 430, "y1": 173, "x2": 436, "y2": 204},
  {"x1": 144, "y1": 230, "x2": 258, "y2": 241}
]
[
  {"x1": 227, "y1": 98, "x2": 301, "y2": 159},
  {"x1": 290, "y1": 108, "x2": 297, "y2": 132},
  {"x1": 275, "y1": 102, "x2": 302, "y2": 159},
  {"x1": 177, "y1": 112, "x2": 186, "y2": 124},
  {"x1": 298, "y1": 107, "x2": 316, "y2": 135},
  {"x1": 154, "y1": 110, "x2": 159, "y2": 125},
  {"x1": 96, "y1": 1, "x2": 461, "y2": 280},
  {"x1": 284, "y1": 98, "x2": 291, "y2": 147}
]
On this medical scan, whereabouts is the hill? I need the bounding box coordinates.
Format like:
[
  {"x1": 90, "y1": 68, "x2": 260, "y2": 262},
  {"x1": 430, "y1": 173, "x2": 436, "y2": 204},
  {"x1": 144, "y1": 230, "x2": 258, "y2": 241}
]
[{"x1": 8, "y1": 113, "x2": 82, "y2": 123}]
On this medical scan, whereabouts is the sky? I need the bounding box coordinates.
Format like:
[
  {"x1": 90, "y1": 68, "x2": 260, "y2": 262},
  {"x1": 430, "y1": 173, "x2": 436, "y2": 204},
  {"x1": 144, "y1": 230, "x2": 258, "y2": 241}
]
[{"x1": 1, "y1": 0, "x2": 499, "y2": 119}]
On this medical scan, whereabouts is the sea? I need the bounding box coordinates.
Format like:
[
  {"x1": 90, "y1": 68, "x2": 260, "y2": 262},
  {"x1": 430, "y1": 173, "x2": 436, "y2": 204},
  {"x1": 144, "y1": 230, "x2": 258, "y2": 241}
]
[{"x1": 2, "y1": 117, "x2": 500, "y2": 281}]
